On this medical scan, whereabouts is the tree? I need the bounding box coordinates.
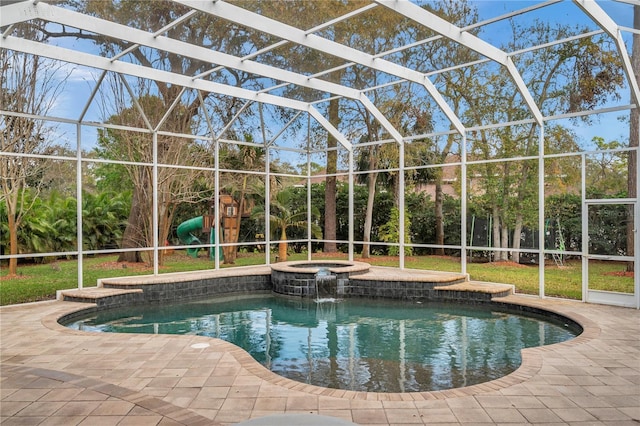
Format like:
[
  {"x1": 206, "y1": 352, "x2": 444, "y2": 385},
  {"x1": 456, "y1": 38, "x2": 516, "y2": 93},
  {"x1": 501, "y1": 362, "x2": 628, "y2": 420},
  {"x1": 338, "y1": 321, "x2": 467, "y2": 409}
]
[
  {"x1": 586, "y1": 137, "x2": 628, "y2": 195},
  {"x1": 463, "y1": 18, "x2": 624, "y2": 262},
  {"x1": 417, "y1": 0, "x2": 480, "y2": 255},
  {"x1": 254, "y1": 188, "x2": 322, "y2": 262},
  {"x1": 44, "y1": 1, "x2": 261, "y2": 263},
  {"x1": 1, "y1": 31, "x2": 64, "y2": 275},
  {"x1": 341, "y1": 7, "x2": 433, "y2": 258},
  {"x1": 219, "y1": 143, "x2": 267, "y2": 264},
  {"x1": 253, "y1": 1, "x2": 384, "y2": 254},
  {"x1": 96, "y1": 94, "x2": 212, "y2": 264},
  {"x1": 379, "y1": 207, "x2": 413, "y2": 256}
]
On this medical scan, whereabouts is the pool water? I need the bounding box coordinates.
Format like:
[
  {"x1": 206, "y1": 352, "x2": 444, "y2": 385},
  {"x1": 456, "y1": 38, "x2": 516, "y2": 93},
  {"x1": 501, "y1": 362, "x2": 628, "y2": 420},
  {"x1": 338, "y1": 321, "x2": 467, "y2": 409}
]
[{"x1": 65, "y1": 294, "x2": 579, "y2": 392}]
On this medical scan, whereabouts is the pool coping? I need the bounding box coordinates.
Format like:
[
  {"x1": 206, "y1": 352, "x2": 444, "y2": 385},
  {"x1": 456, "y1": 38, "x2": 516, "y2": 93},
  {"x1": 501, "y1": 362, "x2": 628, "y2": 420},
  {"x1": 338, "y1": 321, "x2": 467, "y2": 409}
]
[
  {"x1": 2, "y1": 268, "x2": 638, "y2": 425},
  {"x1": 269, "y1": 260, "x2": 371, "y2": 275},
  {"x1": 43, "y1": 296, "x2": 596, "y2": 402},
  {"x1": 50, "y1": 266, "x2": 593, "y2": 401},
  {"x1": 59, "y1": 265, "x2": 480, "y2": 308}
]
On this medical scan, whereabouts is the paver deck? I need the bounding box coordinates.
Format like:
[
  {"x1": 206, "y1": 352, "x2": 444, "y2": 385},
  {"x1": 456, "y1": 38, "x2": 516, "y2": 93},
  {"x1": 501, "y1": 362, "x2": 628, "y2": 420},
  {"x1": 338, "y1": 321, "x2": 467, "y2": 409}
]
[{"x1": 1, "y1": 269, "x2": 639, "y2": 425}]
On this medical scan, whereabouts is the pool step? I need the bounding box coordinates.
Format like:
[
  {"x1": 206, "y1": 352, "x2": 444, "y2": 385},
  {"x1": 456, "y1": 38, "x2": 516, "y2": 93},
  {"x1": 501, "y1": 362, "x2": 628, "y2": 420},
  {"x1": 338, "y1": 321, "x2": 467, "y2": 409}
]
[
  {"x1": 434, "y1": 281, "x2": 514, "y2": 300},
  {"x1": 58, "y1": 287, "x2": 144, "y2": 307},
  {"x1": 57, "y1": 268, "x2": 513, "y2": 307}
]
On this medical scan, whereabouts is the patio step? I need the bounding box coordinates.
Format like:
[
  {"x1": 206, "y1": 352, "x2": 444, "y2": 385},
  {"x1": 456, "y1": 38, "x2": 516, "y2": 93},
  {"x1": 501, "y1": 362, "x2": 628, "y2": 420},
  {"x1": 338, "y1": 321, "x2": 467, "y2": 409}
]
[
  {"x1": 434, "y1": 281, "x2": 514, "y2": 299},
  {"x1": 58, "y1": 287, "x2": 143, "y2": 307}
]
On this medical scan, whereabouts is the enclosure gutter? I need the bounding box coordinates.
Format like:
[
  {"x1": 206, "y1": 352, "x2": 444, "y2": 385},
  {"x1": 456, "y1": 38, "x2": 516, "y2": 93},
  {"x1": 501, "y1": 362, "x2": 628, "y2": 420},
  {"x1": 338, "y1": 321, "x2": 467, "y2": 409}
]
[
  {"x1": 76, "y1": 123, "x2": 83, "y2": 289},
  {"x1": 399, "y1": 141, "x2": 405, "y2": 270},
  {"x1": 349, "y1": 150, "x2": 355, "y2": 261},
  {"x1": 307, "y1": 114, "x2": 312, "y2": 261},
  {"x1": 581, "y1": 154, "x2": 588, "y2": 303},
  {"x1": 215, "y1": 138, "x2": 221, "y2": 270},
  {"x1": 539, "y1": 125, "x2": 546, "y2": 299}
]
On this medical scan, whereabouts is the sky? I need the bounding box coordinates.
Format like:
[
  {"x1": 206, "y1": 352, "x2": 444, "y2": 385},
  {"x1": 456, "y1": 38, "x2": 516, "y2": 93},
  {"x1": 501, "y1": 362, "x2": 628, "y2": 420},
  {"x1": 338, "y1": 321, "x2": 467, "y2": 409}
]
[{"x1": 25, "y1": 0, "x2": 639, "y2": 157}]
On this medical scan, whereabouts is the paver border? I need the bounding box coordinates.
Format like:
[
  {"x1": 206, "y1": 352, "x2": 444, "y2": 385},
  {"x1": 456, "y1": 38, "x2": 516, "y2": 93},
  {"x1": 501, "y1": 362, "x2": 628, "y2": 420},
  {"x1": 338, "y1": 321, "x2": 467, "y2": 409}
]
[{"x1": 41, "y1": 292, "x2": 599, "y2": 401}]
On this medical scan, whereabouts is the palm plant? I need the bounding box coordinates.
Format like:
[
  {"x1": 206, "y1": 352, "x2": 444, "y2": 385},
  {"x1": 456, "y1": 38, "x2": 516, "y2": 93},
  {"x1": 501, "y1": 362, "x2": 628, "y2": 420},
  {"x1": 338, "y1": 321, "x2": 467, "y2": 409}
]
[
  {"x1": 82, "y1": 191, "x2": 129, "y2": 251},
  {"x1": 253, "y1": 188, "x2": 322, "y2": 262}
]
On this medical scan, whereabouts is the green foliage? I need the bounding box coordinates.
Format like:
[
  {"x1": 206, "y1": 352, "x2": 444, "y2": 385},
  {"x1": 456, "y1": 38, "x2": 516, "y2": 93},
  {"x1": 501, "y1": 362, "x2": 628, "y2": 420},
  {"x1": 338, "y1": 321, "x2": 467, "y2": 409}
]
[
  {"x1": 379, "y1": 207, "x2": 413, "y2": 256},
  {"x1": 256, "y1": 187, "x2": 322, "y2": 241},
  {"x1": 588, "y1": 204, "x2": 630, "y2": 256},
  {"x1": 82, "y1": 192, "x2": 130, "y2": 251},
  {"x1": 17, "y1": 194, "x2": 58, "y2": 256},
  {"x1": 545, "y1": 193, "x2": 582, "y2": 251},
  {"x1": 586, "y1": 137, "x2": 629, "y2": 197},
  {"x1": 307, "y1": 181, "x2": 394, "y2": 250},
  {"x1": 407, "y1": 192, "x2": 461, "y2": 252},
  {"x1": 0, "y1": 190, "x2": 129, "y2": 260}
]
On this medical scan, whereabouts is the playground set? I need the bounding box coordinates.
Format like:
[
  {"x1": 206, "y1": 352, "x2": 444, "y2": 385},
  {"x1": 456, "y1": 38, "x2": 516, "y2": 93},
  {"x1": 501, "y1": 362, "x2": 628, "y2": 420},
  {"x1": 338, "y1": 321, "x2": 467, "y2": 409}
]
[{"x1": 176, "y1": 194, "x2": 253, "y2": 261}]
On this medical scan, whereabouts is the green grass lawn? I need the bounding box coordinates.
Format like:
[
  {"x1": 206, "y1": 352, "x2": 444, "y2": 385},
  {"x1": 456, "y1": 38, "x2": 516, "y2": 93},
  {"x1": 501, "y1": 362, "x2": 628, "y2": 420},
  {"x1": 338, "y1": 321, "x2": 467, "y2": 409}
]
[{"x1": 0, "y1": 251, "x2": 633, "y2": 306}]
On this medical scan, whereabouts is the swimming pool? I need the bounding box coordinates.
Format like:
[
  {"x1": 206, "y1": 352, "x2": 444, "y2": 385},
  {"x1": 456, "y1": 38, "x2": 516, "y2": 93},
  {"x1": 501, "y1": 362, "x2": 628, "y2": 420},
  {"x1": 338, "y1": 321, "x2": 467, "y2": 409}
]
[{"x1": 65, "y1": 294, "x2": 579, "y2": 392}]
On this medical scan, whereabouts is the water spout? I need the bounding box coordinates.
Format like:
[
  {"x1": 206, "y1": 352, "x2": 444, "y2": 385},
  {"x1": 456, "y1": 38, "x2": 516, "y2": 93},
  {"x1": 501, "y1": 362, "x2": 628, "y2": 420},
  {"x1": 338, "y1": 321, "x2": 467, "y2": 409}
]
[{"x1": 315, "y1": 267, "x2": 338, "y2": 303}]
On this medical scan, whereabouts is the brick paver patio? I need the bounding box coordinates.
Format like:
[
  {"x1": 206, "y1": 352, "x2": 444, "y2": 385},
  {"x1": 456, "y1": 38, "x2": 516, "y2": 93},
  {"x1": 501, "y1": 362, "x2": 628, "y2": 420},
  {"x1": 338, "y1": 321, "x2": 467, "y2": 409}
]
[{"x1": 1, "y1": 272, "x2": 639, "y2": 425}]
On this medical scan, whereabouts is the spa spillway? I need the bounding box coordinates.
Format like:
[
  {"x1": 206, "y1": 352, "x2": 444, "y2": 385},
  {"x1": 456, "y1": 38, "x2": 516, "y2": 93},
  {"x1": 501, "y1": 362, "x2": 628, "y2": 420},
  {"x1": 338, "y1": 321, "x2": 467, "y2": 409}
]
[{"x1": 270, "y1": 260, "x2": 370, "y2": 298}]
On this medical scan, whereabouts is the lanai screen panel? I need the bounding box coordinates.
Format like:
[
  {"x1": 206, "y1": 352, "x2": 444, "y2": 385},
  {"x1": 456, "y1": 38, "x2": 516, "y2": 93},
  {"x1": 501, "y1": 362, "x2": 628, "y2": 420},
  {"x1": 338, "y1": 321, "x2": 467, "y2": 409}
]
[{"x1": 0, "y1": 1, "x2": 637, "y2": 295}]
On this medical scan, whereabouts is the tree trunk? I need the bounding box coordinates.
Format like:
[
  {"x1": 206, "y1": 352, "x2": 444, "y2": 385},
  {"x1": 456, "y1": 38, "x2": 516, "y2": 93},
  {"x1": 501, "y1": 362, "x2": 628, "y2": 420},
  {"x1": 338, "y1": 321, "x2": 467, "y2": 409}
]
[
  {"x1": 501, "y1": 222, "x2": 510, "y2": 262},
  {"x1": 118, "y1": 186, "x2": 144, "y2": 263},
  {"x1": 279, "y1": 227, "x2": 288, "y2": 262},
  {"x1": 224, "y1": 177, "x2": 247, "y2": 264},
  {"x1": 512, "y1": 215, "x2": 523, "y2": 264},
  {"x1": 627, "y1": 5, "x2": 639, "y2": 272},
  {"x1": 324, "y1": 98, "x2": 339, "y2": 253},
  {"x1": 434, "y1": 179, "x2": 445, "y2": 255},
  {"x1": 492, "y1": 206, "x2": 501, "y2": 262},
  {"x1": 361, "y1": 171, "x2": 378, "y2": 258},
  {"x1": 157, "y1": 200, "x2": 175, "y2": 266},
  {"x1": 7, "y1": 209, "x2": 18, "y2": 276}
]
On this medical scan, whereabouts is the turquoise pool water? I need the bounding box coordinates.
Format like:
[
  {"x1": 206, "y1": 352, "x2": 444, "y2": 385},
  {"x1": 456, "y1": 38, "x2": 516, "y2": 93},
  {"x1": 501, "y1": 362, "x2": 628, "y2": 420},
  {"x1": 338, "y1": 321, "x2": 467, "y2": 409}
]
[{"x1": 65, "y1": 295, "x2": 579, "y2": 392}]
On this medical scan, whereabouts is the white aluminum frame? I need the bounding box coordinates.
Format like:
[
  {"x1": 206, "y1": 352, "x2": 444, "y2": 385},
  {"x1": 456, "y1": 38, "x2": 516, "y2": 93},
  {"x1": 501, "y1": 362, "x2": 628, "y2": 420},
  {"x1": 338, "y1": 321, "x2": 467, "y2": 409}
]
[{"x1": 0, "y1": 0, "x2": 638, "y2": 308}]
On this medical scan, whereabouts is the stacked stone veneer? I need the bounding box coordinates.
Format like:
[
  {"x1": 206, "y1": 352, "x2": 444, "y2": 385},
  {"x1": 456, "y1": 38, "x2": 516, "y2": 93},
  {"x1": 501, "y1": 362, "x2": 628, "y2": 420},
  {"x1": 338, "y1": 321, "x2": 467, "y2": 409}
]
[
  {"x1": 270, "y1": 260, "x2": 370, "y2": 298},
  {"x1": 82, "y1": 269, "x2": 272, "y2": 308},
  {"x1": 62, "y1": 264, "x2": 511, "y2": 309},
  {"x1": 102, "y1": 275, "x2": 270, "y2": 304},
  {"x1": 271, "y1": 269, "x2": 352, "y2": 297},
  {"x1": 344, "y1": 277, "x2": 491, "y2": 300}
]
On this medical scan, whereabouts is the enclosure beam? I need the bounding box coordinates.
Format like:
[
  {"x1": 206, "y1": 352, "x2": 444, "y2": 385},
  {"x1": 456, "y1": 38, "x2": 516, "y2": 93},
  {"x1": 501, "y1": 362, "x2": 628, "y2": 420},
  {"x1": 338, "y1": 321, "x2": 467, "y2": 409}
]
[
  {"x1": 152, "y1": 132, "x2": 160, "y2": 275},
  {"x1": 580, "y1": 154, "x2": 588, "y2": 303},
  {"x1": 199, "y1": 90, "x2": 221, "y2": 270},
  {"x1": 77, "y1": 71, "x2": 107, "y2": 123},
  {"x1": 176, "y1": 0, "x2": 465, "y2": 135},
  {"x1": 0, "y1": 37, "x2": 308, "y2": 113},
  {"x1": 215, "y1": 139, "x2": 221, "y2": 270},
  {"x1": 0, "y1": 2, "x2": 357, "y2": 151},
  {"x1": 375, "y1": 0, "x2": 544, "y2": 126},
  {"x1": 2, "y1": 34, "x2": 355, "y2": 151},
  {"x1": 265, "y1": 147, "x2": 271, "y2": 265},
  {"x1": 572, "y1": 0, "x2": 640, "y2": 108},
  {"x1": 5, "y1": 0, "x2": 391, "y2": 122},
  {"x1": 460, "y1": 133, "x2": 468, "y2": 276},
  {"x1": 308, "y1": 107, "x2": 352, "y2": 151},
  {"x1": 216, "y1": 101, "x2": 253, "y2": 140},
  {"x1": 348, "y1": 150, "x2": 355, "y2": 262},
  {"x1": 538, "y1": 125, "x2": 546, "y2": 299},
  {"x1": 399, "y1": 142, "x2": 405, "y2": 269},
  {"x1": 359, "y1": 96, "x2": 404, "y2": 145},
  {"x1": 76, "y1": 123, "x2": 83, "y2": 289}
]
